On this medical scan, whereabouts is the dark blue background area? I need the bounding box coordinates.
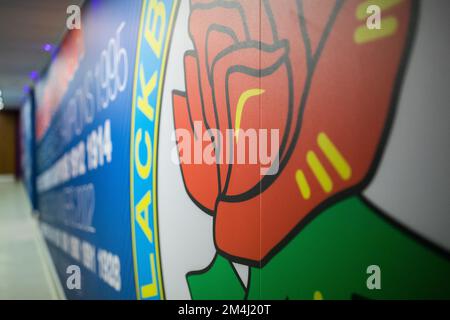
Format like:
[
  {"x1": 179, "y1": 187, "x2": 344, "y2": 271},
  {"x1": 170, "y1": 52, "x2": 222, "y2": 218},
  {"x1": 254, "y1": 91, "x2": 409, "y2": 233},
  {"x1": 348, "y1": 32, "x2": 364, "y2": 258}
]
[
  {"x1": 35, "y1": 0, "x2": 143, "y2": 299},
  {"x1": 20, "y1": 90, "x2": 37, "y2": 210}
]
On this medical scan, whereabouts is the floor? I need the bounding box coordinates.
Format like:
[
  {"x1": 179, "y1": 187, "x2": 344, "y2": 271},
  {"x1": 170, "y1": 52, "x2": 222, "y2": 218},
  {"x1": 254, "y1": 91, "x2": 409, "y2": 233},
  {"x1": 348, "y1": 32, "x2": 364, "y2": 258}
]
[{"x1": 0, "y1": 176, "x2": 63, "y2": 299}]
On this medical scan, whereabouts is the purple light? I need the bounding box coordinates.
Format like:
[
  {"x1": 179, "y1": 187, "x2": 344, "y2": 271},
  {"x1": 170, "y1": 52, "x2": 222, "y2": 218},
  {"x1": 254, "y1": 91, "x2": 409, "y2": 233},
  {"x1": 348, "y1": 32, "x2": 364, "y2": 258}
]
[
  {"x1": 23, "y1": 85, "x2": 30, "y2": 94},
  {"x1": 29, "y1": 71, "x2": 39, "y2": 81},
  {"x1": 43, "y1": 43, "x2": 53, "y2": 52}
]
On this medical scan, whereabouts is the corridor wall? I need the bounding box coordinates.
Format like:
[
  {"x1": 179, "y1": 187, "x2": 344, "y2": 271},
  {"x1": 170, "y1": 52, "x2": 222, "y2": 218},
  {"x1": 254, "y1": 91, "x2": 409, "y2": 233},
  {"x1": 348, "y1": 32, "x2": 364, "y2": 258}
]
[{"x1": 32, "y1": 0, "x2": 450, "y2": 300}]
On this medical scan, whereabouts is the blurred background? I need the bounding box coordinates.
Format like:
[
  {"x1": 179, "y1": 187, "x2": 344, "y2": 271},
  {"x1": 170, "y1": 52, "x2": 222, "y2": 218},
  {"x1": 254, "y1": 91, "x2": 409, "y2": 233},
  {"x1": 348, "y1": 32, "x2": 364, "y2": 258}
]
[{"x1": 0, "y1": 0, "x2": 83, "y2": 299}]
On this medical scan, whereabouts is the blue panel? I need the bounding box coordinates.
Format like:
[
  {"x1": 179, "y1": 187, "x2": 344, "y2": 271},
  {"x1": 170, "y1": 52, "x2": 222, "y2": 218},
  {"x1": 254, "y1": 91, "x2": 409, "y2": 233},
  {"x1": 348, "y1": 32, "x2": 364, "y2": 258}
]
[{"x1": 35, "y1": 0, "x2": 145, "y2": 299}]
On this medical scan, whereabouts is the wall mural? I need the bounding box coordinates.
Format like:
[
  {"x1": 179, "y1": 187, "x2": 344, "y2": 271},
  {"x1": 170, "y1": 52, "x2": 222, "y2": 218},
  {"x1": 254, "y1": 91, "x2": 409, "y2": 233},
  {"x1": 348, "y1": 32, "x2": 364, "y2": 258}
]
[
  {"x1": 33, "y1": 0, "x2": 450, "y2": 299},
  {"x1": 165, "y1": 0, "x2": 450, "y2": 300}
]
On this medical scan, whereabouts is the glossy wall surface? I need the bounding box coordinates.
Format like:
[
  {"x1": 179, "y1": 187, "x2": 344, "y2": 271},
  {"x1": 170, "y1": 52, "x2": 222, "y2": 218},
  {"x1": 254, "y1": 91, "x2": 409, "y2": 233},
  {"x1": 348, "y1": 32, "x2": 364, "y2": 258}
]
[{"x1": 30, "y1": 0, "x2": 450, "y2": 299}]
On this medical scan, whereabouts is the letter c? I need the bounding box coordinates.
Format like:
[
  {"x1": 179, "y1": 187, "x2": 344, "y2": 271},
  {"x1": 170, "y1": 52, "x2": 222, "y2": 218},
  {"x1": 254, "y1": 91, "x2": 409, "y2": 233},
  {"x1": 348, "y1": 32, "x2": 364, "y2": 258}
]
[{"x1": 135, "y1": 129, "x2": 152, "y2": 179}]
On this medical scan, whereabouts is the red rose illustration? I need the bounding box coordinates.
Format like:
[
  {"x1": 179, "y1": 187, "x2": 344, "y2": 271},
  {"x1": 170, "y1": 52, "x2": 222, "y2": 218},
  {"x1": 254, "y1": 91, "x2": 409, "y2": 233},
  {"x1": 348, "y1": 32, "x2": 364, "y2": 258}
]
[{"x1": 173, "y1": 0, "x2": 415, "y2": 265}]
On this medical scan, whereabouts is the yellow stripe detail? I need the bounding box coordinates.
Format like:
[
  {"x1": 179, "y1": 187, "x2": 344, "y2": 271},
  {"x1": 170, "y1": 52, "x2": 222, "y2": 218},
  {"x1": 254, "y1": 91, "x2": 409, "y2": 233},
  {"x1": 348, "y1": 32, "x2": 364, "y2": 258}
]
[
  {"x1": 314, "y1": 291, "x2": 324, "y2": 300},
  {"x1": 295, "y1": 170, "x2": 311, "y2": 200},
  {"x1": 130, "y1": 0, "x2": 148, "y2": 301},
  {"x1": 235, "y1": 88, "x2": 265, "y2": 142},
  {"x1": 307, "y1": 151, "x2": 333, "y2": 193},
  {"x1": 356, "y1": 0, "x2": 403, "y2": 20},
  {"x1": 317, "y1": 132, "x2": 352, "y2": 181},
  {"x1": 151, "y1": 1, "x2": 179, "y2": 300},
  {"x1": 354, "y1": 16, "x2": 398, "y2": 44}
]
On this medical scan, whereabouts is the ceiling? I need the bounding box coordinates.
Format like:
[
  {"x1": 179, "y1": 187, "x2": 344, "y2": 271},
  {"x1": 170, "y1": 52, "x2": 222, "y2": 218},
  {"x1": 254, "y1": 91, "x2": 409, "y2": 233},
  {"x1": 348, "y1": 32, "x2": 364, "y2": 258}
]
[{"x1": 0, "y1": 0, "x2": 84, "y2": 109}]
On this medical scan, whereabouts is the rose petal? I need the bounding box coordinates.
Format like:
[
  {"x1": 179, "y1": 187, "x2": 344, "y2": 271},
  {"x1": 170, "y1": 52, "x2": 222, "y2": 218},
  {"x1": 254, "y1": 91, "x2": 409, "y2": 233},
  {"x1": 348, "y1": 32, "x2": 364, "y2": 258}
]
[{"x1": 209, "y1": 42, "x2": 290, "y2": 194}]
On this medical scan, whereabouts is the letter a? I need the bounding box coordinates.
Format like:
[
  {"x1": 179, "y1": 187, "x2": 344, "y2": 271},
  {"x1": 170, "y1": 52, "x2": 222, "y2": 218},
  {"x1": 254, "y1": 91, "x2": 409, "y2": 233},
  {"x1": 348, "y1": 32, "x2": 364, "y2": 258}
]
[
  {"x1": 366, "y1": 5, "x2": 381, "y2": 30},
  {"x1": 366, "y1": 265, "x2": 381, "y2": 290},
  {"x1": 66, "y1": 5, "x2": 81, "y2": 30},
  {"x1": 66, "y1": 265, "x2": 81, "y2": 290}
]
